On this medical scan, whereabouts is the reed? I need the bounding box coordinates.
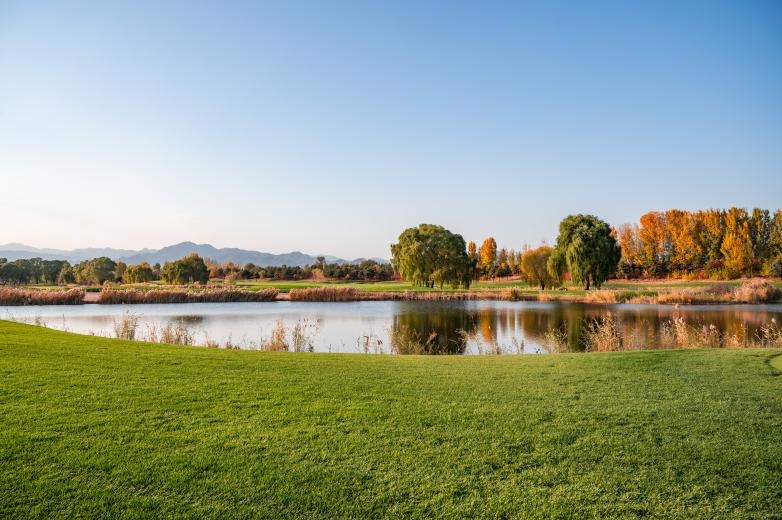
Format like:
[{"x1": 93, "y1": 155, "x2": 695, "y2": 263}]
[
  {"x1": 258, "y1": 318, "x2": 321, "y2": 352},
  {"x1": 143, "y1": 322, "x2": 195, "y2": 346},
  {"x1": 584, "y1": 290, "x2": 620, "y2": 304},
  {"x1": 288, "y1": 287, "x2": 536, "y2": 302},
  {"x1": 98, "y1": 288, "x2": 279, "y2": 304},
  {"x1": 288, "y1": 287, "x2": 360, "y2": 301},
  {"x1": 656, "y1": 279, "x2": 780, "y2": 305},
  {"x1": 112, "y1": 311, "x2": 140, "y2": 340},
  {"x1": 0, "y1": 287, "x2": 85, "y2": 305},
  {"x1": 583, "y1": 315, "x2": 623, "y2": 351}
]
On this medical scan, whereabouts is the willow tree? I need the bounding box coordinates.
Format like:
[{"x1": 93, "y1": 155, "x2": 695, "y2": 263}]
[
  {"x1": 548, "y1": 214, "x2": 620, "y2": 290},
  {"x1": 391, "y1": 224, "x2": 472, "y2": 289},
  {"x1": 521, "y1": 245, "x2": 557, "y2": 290}
]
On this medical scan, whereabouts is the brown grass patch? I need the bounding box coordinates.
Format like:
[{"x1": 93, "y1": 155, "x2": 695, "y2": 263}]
[
  {"x1": 0, "y1": 287, "x2": 85, "y2": 305},
  {"x1": 98, "y1": 288, "x2": 279, "y2": 304}
]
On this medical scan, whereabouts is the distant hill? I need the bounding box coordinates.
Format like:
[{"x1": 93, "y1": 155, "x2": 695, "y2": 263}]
[{"x1": 0, "y1": 242, "x2": 388, "y2": 267}]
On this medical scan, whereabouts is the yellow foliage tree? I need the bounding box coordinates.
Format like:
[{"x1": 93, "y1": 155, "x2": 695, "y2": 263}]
[{"x1": 479, "y1": 237, "x2": 497, "y2": 277}]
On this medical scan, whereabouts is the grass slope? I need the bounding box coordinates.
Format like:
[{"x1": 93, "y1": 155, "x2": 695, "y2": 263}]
[{"x1": 1, "y1": 320, "x2": 780, "y2": 518}]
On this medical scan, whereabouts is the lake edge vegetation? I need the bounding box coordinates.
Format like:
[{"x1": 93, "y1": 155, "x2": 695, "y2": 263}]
[{"x1": 1, "y1": 207, "x2": 780, "y2": 304}]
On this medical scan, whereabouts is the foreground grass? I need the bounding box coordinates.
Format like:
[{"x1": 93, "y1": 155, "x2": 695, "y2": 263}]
[{"x1": 1, "y1": 321, "x2": 780, "y2": 518}]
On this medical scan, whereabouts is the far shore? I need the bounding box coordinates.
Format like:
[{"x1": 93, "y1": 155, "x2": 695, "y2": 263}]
[{"x1": 2, "y1": 278, "x2": 782, "y2": 306}]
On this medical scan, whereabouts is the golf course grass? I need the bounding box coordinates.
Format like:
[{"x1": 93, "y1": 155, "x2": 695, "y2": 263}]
[{"x1": 1, "y1": 320, "x2": 780, "y2": 518}]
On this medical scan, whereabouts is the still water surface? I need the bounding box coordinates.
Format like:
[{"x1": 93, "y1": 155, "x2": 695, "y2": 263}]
[{"x1": 3, "y1": 301, "x2": 780, "y2": 354}]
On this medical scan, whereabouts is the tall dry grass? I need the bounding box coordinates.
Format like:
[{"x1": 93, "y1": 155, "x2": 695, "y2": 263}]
[
  {"x1": 584, "y1": 290, "x2": 621, "y2": 304},
  {"x1": 258, "y1": 318, "x2": 321, "y2": 352},
  {"x1": 583, "y1": 315, "x2": 623, "y2": 351},
  {"x1": 288, "y1": 287, "x2": 360, "y2": 301},
  {"x1": 288, "y1": 287, "x2": 536, "y2": 302},
  {"x1": 113, "y1": 311, "x2": 140, "y2": 340},
  {"x1": 143, "y1": 322, "x2": 196, "y2": 346},
  {"x1": 655, "y1": 279, "x2": 781, "y2": 305},
  {"x1": 0, "y1": 287, "x2": 85, "y2": 305},
  {"x1": 581, "y1": 313, "x2": 782, "y2": 351},
  {"x1": 98, "y1": 288, "x2": 279, "y2": 304}
]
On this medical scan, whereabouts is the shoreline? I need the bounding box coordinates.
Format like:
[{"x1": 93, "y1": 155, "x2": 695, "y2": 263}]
[{"x1": 1, "y1": 280, "x2": 780, "y2": 306}]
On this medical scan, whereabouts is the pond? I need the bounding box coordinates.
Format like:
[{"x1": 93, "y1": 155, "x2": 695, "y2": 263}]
[{"x1": 2, "y1": 301, "x2": 781, "y2": 354}]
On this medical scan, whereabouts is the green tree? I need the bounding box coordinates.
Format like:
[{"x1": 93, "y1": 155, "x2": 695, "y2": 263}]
[
  {"x1": 74, "y1": 257, "x2": 117, "y2": 285},
  {"x1": 124, "y1": 262, "x2": 155, "y2": 284},
  {"x1": 521, "y1": 245, "x2": 557, "y2": 290},
  {"x1": 161, "y1": 254, "x2": 209, "y2": 284},
  {"x1": 391, "y1": 224, "x2": 472, "y2": 289},
  {"x1": 549, "y1": 214, "x2": 621, "y2": 290}
]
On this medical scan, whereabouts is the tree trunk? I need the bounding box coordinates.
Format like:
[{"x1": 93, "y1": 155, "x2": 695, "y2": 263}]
[{"x1": 584, "y1": 277, "x2": 590, "y2": 291}]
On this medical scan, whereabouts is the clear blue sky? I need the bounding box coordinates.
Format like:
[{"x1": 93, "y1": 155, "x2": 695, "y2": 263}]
[{"x1": 1, "y1": 1, "x2": 780, "y2": 259}]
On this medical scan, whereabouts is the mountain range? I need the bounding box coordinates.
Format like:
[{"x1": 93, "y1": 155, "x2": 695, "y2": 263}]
[{"x1": 0, "y1": 242, "x2": 387, "y2": 267}]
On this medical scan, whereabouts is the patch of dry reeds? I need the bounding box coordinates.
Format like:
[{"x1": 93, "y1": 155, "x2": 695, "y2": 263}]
[
  {"x1": 584, "y1": 290, "x2": 620, "y2": 304},
  {"x1": 288, "y1": 287, "x2": 360, "y2": 301},
  {"x1": 731, "y1": 279, "x2": 781, "y2": 303},
  {"x1": 583, "y1": 315, "x2": 623, "y2": 351},
  {"x1": 655, "y1": 279, "x2": 780, "y2": 305},
  {"x1": 98, "y1": 288, "x2": 279, "y2": 304},
  {"x1": 113, "y1": 310, "x2": 140, "y2": 340},
  {"x1": 0, "y1": 287, "x2": 85, "y2": 305},
  {"x1": 143, "y1": 322, "x2": 195, "y2": 346},
  {"x1": 259, "y1": 318, "x2": 321, "y2": 352},
  {"x1": 288, "y1": 287, "x2": 536, "y2": 302}
]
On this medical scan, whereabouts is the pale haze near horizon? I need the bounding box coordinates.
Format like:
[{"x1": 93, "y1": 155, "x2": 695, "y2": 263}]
[{"x1": 1, "y1": 1, "x2": 780, "y2": 259}]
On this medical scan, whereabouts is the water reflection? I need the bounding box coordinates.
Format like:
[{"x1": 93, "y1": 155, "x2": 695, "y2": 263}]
[
  {"x1": 2, "y1": 301, "x2": 780, "y2": 354},
  {"x1": 391, "y1": 305, "x2": 474, "y2": 354}
]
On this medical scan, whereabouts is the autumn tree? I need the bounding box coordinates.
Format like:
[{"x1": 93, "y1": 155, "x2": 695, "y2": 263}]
[
  {"x1": 549, "y1": 214, "x2": 621, "y2": 290},
  {"x1": 616, "y1": 223, "x2": 642, "y2": 278},
  {"x1": 696, "y1": 209, "x2": 725, "y2": 268},
  {"x1": 391, "y1": 224, "x2": 472, "y2": 289},
  {"x1": 665, "y1": 209, "x2": 701, "y2": 273},
  {"x1": 720, "y1": 208, "x2": 752, "y2": 278},
  {"x1": 497, "y1": 248, "x2": 510, "y2": 277},
  {"x1": 638, "y1": 211, "x2": 669, "y2": 276},
  {"x1": 479, "y1": 237, "x2": 497, "y2": 278}
]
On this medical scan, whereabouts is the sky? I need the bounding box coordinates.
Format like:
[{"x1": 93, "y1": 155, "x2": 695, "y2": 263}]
[{"x1": 1, "y1": 1, "x2": 781, "y2": 259}]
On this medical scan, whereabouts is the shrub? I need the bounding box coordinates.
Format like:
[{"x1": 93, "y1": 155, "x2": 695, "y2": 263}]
[{"x1": 732, "y1": 279, "x2": 781, "y2": 303}]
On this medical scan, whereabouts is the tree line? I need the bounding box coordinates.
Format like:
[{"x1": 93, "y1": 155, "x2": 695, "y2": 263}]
[
  {"x1": 0, "y1": 254, "x2": 394, "y2": 285},
  {"x1": 391, "y1": 215, "x2": 620, "y2": 290},
  {"x1": 617, "y1": 208, "x2": 782, "y2": 279},
  {"x1": 207, "y1": 257, "x2": 393, "y2": 282}
]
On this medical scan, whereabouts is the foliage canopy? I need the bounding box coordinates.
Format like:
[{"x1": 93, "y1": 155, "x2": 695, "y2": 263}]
[
  {"x1": 549, "y1": 214, "x2": 620, "y2": 290},
  {"x1": 391, "y1": 224, "x2": 472, "y2": 289}
]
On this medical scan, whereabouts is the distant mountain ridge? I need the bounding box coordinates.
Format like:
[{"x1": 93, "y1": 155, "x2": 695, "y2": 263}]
[{"x1": 0, "y1": 242, "x2": 387, "y2": 267}]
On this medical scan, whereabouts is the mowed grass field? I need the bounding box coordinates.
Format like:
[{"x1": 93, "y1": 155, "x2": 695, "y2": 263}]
[{"x1": 1, "y1": 320, "x2": 781, "y2": 518}]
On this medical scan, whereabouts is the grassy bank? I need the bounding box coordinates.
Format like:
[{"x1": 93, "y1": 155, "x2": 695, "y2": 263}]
[
  {"x1": 1, "y1": 321, "x2": 780, "y2": 518},
  {"x1": 12, "y1": 278, "x2": 782, "y2": 304}
]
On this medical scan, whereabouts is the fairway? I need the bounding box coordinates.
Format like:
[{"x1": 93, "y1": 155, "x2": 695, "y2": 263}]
[{"x1": 1, "y1": 321, "x2": 780, "y2": 518}]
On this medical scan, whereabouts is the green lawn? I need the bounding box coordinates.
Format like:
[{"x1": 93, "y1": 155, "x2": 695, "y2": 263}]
[{"x1": 1, "y1": 320, "x2": 780, "y2": 518}]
